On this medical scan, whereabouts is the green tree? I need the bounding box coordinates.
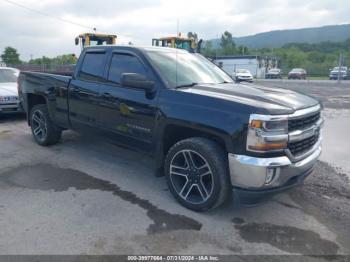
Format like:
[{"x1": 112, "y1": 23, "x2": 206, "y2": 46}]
[
  {"x1": 202, "y1": 40, "x2": 216, "y2": 56},
  {"x1": 207, "y1": 36, "x2": 350, "y2": 77},
  {"x1": 1, "y1": 47, "x2": 22, "y2": 65},
  {"x1": 52, "y1": 54, "x2": 77, "y2": 65},
  {"x1": 29, "y1": 54, "x2": 77, "y2": 66},
  {"x1": 238, "y1": 45, "x2": 249, "y2": 55},
  {"x1": 220, "y1": 31, "x2": 236, "y2": 55}
]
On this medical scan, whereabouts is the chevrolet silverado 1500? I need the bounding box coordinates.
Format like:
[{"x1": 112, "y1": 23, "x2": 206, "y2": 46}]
[{"x1": 18, "y1": 46, "x2": 324, "y2": 211}]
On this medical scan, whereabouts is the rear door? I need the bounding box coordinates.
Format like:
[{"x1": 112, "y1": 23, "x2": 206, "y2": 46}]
[
  {"x1": 98, "y1": 50, "x2": 159, "y2": 152},
  {"x1": 68, "y1": 50, "x2": 107, "y2": 131}
]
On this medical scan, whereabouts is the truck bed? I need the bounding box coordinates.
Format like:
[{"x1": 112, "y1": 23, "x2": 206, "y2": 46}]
[
  {"x1": 19, "y1": 71, "x2": 72, "y2": 129},
  {"x1": 20, "y1": 71, "x2": 72, "y2": 89}
]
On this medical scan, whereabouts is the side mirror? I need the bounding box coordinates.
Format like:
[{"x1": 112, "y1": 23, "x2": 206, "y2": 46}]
[
  {"x1": 121, "y1": 73, "x2": 155, "y2": 92},
  {"x1": 75, "y1": 37, "x2": 79, "y2": 46}
]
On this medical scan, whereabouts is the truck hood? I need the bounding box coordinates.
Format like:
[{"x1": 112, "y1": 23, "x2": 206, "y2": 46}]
[
  {"x1": 178, "y1": 82, "x2": 319, "y2": 115},
  {"x1": 0, "y1": 83, "x2": 18, "y2": 96}
]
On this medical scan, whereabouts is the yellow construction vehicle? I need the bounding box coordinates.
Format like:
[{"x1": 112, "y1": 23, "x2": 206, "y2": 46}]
[
  {"x1": 75, "y1": 33, "x2": 117, "y2": 50},
  {"x1": 152, "y1": 34, "x2": 202, "y2": 53}
]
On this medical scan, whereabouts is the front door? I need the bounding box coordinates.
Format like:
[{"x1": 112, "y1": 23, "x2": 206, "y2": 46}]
[
  {"x1": 68, "y1": 51, "x2": 107, "y2": 131},
  {"x1": 98, "y1": 51, "x2": 158, "y2": 152}
]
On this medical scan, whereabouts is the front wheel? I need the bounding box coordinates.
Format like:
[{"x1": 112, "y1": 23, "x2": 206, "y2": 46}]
[
  {"x1": 30, "y1": 104, "x2": 62, "y2": 146},
  {"x1": 164, "y1": 137, "x2": 231, "y2": 211}
]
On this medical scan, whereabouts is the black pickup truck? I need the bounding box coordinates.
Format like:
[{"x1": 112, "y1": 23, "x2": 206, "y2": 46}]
[{"x1": 18, "y1": 46, "x2": 324, "y2": 211}]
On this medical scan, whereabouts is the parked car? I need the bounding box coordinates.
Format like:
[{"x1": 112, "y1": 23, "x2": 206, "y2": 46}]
[
  {"x1": 18, "y1": 46, "x2": 323, "y2": 211},
  {"x1": 0, "y1": 67, "x2": 22, "y2": 115},
  {"x1": 265, "y1": 68, "x2": 282, "y2": 79},
  {"x1": 233, "y1": 69, "x2": 253, "y2": 82},
  {"x1": 288, "y1": 68, "x2": 307, "y2": 80},
  {"x1": 329, "y1": 67, "x2": 349, "y2": 80}
]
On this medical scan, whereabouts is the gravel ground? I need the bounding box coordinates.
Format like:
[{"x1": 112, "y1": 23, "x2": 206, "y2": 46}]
[
  {"x1": 260, "y1": 80, "x2": 350, "y2": 252},
  {"x1": 256, "y1": 79, "x2": 350, "y2": 109}
]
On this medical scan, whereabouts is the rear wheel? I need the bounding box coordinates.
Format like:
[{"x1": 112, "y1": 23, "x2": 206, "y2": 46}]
[
  {"x1": 164, "y1": 137, "x2": 231, "y2": 211},
  {"x1": 30, "y1": 104, "x2": 62, "y2": 146}
]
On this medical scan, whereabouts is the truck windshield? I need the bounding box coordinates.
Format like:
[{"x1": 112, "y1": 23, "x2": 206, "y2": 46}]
[
  {"x1": 0, "y1": 69, "x2": 18, "y2": 83},
  {"x1": 146, "y1": 50, "x2": 233, "y2": 88},
  {"x1": 333, "y1": 67, "x2": 347, "y2": 71}
]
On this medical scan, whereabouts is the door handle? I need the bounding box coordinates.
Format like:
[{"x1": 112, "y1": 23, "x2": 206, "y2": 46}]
[
  {"x1": 101, "y1": 92, "x2": 113, "y2": 98},
  {"x1": 70, "y1": 86, "x2": 80, "y2": 92}
]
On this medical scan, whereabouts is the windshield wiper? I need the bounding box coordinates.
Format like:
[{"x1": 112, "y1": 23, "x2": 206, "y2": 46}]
[{"x1": 174, "y1": 82, "x2": 198, "y2": 89}]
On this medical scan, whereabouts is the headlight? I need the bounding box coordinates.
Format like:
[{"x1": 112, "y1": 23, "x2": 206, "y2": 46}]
[
  {"x1": 0, "y1": 96, "x2": 18, "y2": 102},
  {"x1": 247, "y1": 115, "x2": 288, "y2": 152}
]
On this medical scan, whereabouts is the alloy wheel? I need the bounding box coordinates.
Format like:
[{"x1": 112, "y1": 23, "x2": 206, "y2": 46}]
[
  {"x1": 32, "y1": 110, "x2": 47, "y2": 142},
  {"x1": 169, "y1": 150, "x2": 214, "y2": 204}
]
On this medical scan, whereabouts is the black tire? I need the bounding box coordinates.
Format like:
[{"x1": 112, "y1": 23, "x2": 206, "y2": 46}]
[
  {"x1": 30, "y1": 104, "x2": 62, "y2": 146},
  {"x1": 164, "y1": 137, "x2": 231, "y2": 211}
]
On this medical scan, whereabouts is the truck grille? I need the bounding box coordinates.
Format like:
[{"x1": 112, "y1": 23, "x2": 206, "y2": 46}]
[
  {"x1": 288, "y1": 112, "x2": 320, "y2": 132},
  {"x1": 288, "y1": 133, "x2": 319, "y2": 157}
]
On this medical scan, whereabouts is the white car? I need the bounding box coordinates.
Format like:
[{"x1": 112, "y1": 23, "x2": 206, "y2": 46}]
[
  {"x1": 0, "y1": 67, "x2": 22, "y2": 115},
  {"x1": 233, "y1": 69, "x2": 253, "y2": 82}
]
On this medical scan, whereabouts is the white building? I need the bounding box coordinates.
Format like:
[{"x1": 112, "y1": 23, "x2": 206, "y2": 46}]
[
  {"x1": 212, "y1": 55, "x2": 279, "y2": 79},
  {"x1": 0, "y1": 60, "x2": 6, "y2": 67}
]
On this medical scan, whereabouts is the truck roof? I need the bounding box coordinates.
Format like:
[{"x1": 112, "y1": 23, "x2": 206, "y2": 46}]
[{"x1": 83, "y1": 45, "x2": 189, "y2": 54}]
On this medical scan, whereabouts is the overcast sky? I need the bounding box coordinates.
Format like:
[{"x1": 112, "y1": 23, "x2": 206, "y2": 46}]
[{"x1": 0, "y1": 0, "x2": 349, "y2": 61}]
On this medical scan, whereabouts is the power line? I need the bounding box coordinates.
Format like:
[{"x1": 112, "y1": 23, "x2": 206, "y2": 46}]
[
  {"x1": 2, "y1": 0, "x2": 95, "y2": 31},
  {"x1": 1, "y1": 0, "x2": 145, "y2": 42}
]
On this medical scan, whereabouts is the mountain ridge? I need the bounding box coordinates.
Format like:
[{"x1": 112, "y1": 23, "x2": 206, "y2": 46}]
[{"x1": 209, "y1": 24, "x2": 350, "y2": 49}]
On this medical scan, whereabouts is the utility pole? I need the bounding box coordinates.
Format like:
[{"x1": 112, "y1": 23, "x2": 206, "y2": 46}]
[
  {"x1": 215, "y1": 34, "x2": 218, "y2": 60},
  {"x1": 337, "y1": 52, "x2": 343, "y2": 84}
]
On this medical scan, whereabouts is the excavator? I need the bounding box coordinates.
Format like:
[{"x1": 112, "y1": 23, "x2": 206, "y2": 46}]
[
  {"x1": 75, "y1": 33, "x2": 117, "y2": 50},
  {"x1": 152, "y1": 33, "x2": 202, "y2": 53}
]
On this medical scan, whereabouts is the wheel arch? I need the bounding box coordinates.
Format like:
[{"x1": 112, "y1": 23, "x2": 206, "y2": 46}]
[
  {"x1": 155, "y1": 122, "x2": 232, "y2": 171},
  {"x1": 25, "y1": 93, "x2": 47, "y2": 125}
]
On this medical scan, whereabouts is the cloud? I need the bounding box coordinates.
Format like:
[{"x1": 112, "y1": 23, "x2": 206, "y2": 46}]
[{"x1": 0, "y1": 0, "x2": 349, "y2": 61}]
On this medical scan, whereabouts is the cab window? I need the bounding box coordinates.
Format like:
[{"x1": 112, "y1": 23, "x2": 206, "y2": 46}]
[
  {"x1": 108, "y1": 54, "x2": 147, "y2": 84},
  {"x1": 79, "y1": 52, "x2": 106, "y2": 82}
]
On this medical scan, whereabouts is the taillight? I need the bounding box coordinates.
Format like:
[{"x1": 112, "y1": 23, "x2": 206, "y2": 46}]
[{"x1": 17, "y1": 78, "x2": 21, "y2": 95}]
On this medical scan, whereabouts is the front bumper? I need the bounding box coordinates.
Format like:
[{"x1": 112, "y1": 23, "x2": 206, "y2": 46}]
[
  {"x1": 236, "y1": 77, "x2": 253, "y2": 82},
  {"x1": 330, "y1": 75, "x2": 347, "y2": 80},
  {"x1": 0, "y1": 102, "x2": 23, "y2": 114},
  {"x1": 266, "y1": 74, "x2": 281, "y2": 79},
  {"x1": 288, "y1": 74, "x2": 304, "y2": 78},
  {"x1": 228, "y1": 144, "x2": 321, "y2": 204}
]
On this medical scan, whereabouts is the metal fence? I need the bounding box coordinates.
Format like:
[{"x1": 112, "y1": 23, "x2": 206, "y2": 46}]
[
  {"x1": 7, "y1": 64, "x2": 75, "y2": 74},
  {"x1": 5, "y1": 54, "x2": 350, "y2": 82}
]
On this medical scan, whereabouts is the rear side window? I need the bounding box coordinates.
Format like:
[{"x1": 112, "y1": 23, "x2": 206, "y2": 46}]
[
  {"x1": 79, "y1": 52, "x2": 106, "y2": 82},
  {"x1": 108, "y1": 54, "x2": 146, "y2": 84}
]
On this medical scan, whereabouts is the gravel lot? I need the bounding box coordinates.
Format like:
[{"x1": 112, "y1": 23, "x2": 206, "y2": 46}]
[{"x1": 0, "y1": 80, "x2": 349, "y2": 258}]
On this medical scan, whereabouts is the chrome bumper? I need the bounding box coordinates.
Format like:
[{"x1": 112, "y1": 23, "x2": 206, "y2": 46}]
[
  {"x1": 228, "y1": 144, "x2": 321, "y2": 189},
  {"x1": 0, "y1": 103, "x2": 22, "y2": 113}
]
